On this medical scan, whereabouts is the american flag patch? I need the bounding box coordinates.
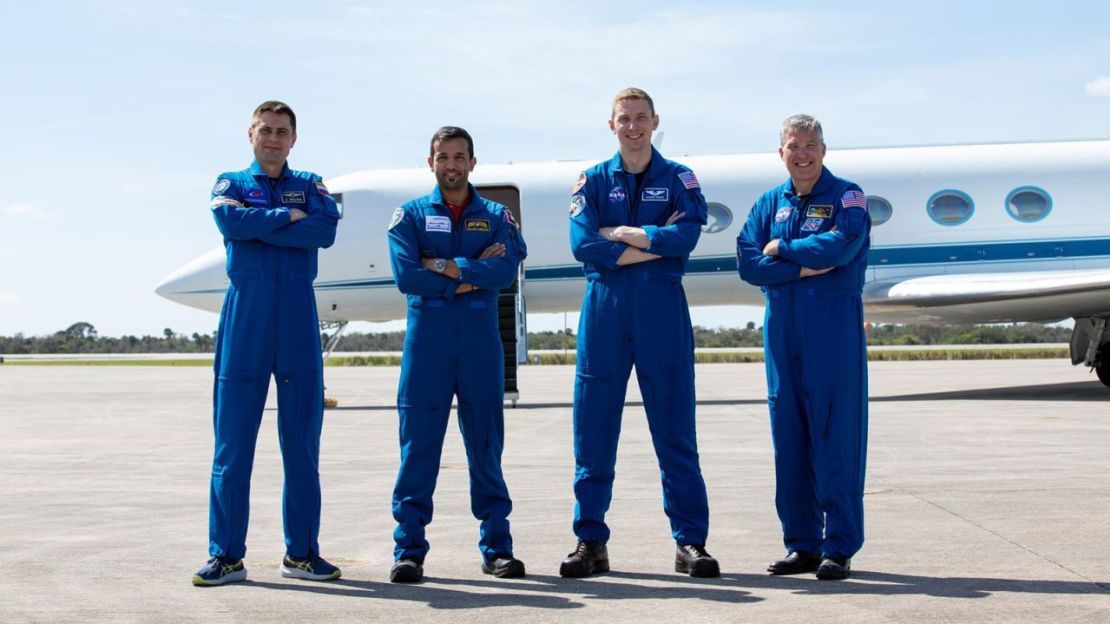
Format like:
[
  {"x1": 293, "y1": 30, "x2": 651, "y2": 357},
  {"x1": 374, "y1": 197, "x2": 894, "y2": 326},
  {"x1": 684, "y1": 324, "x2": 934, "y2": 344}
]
[
  {"x1": 678, "y1": 171, "x2": 700, "y2": 189},
  {"x1": 841, "y1": 190, "x2": 866, "y2": 208}
]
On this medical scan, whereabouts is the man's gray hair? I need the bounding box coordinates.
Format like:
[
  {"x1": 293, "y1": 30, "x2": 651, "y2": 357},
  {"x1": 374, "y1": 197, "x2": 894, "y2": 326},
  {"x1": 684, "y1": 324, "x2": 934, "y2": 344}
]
[{"x1": 780, "y1": 114, "x2": 824, "y2": 146}]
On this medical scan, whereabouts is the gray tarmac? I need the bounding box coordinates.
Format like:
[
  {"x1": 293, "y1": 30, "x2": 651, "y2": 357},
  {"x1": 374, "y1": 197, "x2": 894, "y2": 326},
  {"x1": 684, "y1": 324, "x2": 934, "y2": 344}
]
[{"x1": 1, "y1": 359, "x2": 1108, "y2": 623}]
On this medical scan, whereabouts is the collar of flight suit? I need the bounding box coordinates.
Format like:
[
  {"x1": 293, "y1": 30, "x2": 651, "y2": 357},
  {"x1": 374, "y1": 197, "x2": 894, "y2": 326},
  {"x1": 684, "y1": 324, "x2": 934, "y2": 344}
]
[
  {"x1": 605, "y1": 146, "x2": 667, "y2": 178},
  {"x1": 783, "y1": 165, "x2": 835, "y2": 199},
  {"x1": 248, "y1": 159, "x2": 291, "y2": 180},
  {"x1": 428, "y1": 183, "x2": 484, "y2": 218}
]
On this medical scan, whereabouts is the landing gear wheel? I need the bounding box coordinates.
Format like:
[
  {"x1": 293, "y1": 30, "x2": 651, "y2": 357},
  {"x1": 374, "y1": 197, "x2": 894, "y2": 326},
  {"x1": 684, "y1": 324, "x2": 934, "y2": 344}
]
[{"x1": 1096, "y1": 357, "x2": 1110, "y2": 388}]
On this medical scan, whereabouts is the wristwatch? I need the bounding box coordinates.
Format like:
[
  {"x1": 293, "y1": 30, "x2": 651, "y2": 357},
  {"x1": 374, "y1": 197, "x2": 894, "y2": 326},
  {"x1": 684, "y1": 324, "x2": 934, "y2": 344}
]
[{"x1": 433, "y1": 258, "x2": 447, "y2": 273}]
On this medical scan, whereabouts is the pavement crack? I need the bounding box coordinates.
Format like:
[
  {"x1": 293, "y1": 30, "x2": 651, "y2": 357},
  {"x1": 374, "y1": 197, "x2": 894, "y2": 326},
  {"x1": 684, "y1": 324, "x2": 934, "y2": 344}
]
[{"x1": 904, "y1": 488, "x2": 1110, "y2": 593}]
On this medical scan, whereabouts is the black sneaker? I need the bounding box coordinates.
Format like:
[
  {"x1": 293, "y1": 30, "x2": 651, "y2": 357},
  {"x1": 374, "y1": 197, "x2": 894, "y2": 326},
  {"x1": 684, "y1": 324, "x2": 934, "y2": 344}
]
[
  {"x1": 192, "y1": 556, "x2": 246, "y2": 586},
  {"x1": 675, "y1": 544, "x2": 720, "y2": 578},
  {"x1": 816, "y1": 556, "x2": 851, "y2": 580},
  {"x1": 767, "y1": 550, "x2": 822, "y2": 575},
  {"x1": 482, "y1": 555, "x2": 526, "y2": 578},
  {"x1": 280, "y1": 552, "x2": 341, "y2": 581},
  {"x1": 390, "y1": 558, "x2": 424, "y2": 583},
  {"x1": 559, "y1": 540, "x2": 609, "y2": 578}
]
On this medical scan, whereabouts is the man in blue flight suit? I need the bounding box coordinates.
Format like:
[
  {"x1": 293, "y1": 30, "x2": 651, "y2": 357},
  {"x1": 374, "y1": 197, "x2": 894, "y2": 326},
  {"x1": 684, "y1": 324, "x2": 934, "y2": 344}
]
[
  {"x1": 192, "y1": 101, "x2": 342, "y2": 586},
  {"x1": 386, "y1": 126, "x2": 528, "y2": 584},
  {"x1": 737, "y1": 114, "x2": 871, "y2": 581},
  {"x1": 561, "y1": 88, "x2": 719, "y2": 579}
]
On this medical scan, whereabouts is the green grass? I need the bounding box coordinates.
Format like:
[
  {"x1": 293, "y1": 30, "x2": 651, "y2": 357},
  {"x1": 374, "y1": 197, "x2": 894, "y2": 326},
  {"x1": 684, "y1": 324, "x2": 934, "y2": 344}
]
[{"x1": 0, "y1": 347, "x2": 1070, "y2": 367}]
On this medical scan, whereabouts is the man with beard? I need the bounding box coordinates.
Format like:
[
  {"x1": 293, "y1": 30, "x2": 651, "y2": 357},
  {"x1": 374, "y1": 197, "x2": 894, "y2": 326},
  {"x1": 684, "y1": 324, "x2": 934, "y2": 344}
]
[{"x1": 386, "y1": 126, "x2": 528, "y2": 583}]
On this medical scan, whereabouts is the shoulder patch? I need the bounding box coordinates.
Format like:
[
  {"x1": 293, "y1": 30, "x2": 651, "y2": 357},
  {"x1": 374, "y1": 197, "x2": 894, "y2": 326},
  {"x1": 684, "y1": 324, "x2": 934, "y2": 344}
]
[
  {"x1": 388, "y1": 206, "x2": 404, "y2": 230},
  {"x1": 315, "y1": 181, "x2": 330, "y2": 196},
  {"x1": 571, "y1": 172, "x2": 587, "y2": 194},
  {"x1": 212, "y1": 178, "x2": 231, "y2": 194},
  {"x1": 677, "y1": 171, "x2": 700, "y2": 190},
  {"x1": 570, "y1": 193, "x2": 586, "y2": 217},
  {"x1": 503, "y1": 209, "x2": 518, "y2": 228},
  {"x1": 841, "y1": 189, "x2": 866, "y2": 208}
]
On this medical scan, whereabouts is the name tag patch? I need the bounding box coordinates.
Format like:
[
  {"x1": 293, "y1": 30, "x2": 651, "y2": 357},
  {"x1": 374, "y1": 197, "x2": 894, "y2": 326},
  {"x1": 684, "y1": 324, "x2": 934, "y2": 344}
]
[
  {"x1": 465, "y1": 219, "x2": 490, "y2": 232},
  {"x1": 774, "y1": 206, "x2": 793, "y2": 222},
  {"x1": 642, "y1": 187, "x2": 669, "y2": 202},
  {"x1": 425, "y1": 215, "x2": 452, "y2": 233},
  {"x1": 806, "y1": 205, "x2": 833, "y2": 218},
  {"x1": 281, "y1": 191, "x2": 306, "y2": 204}
]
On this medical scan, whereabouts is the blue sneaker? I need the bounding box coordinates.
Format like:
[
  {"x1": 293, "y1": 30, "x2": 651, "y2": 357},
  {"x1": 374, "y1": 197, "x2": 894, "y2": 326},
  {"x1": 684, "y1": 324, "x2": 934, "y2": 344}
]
[
  {"x1": 280, "y1": 552, "x2": 342, "y2": 581},
  {"x1": 192, "y1": 556, "x2": 246, "y2": 586}
]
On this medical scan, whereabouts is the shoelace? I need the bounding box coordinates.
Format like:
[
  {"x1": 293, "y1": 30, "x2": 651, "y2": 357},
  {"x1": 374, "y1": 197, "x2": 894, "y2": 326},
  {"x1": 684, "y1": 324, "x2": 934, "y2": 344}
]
[
  {"x1": 682, "y1": 544, "x2": 709, "y2": 558},
  {"x1": 569, "y1": 542, "x2": 593, "y2": 558}
]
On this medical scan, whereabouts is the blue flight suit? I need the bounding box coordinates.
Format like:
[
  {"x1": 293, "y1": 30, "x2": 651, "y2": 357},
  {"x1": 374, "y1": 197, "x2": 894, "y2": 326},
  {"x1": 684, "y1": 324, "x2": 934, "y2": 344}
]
[
  {"x1": 207, "y1": 160, "x2": 340, "y2": 560},
  {"x1": 736, "y1": 166, "x2": 870, "y2": 560},
  {"x1": 568, "y1": 147, "x2": 711, "y2": 546},
  {"x1": 387, "y1": 184, "x2": 527, "y2": 564}
]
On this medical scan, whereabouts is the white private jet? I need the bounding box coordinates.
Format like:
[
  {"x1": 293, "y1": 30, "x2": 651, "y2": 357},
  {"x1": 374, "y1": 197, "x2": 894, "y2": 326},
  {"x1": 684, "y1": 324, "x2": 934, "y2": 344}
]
[{"x1": 156, "y1": 139, "x2": 1110, "y2": 389}]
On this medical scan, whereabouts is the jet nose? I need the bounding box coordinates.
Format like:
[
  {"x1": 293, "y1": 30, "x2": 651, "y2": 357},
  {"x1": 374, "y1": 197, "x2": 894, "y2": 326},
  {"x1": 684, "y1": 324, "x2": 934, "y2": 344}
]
[{"x1": 155, "y1": 247, "x2": 227, "y2": 314}]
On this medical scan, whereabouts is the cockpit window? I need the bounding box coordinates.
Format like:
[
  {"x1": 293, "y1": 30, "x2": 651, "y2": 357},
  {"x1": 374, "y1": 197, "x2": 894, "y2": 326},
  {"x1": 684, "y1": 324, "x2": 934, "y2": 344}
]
[
  {"x1": 702, "y1": 202, "x2": 733, "y2": 234},
  {"x1": 926, "y1": 190, "x2": 974, "y2": 226},
  {"x1": 1005, "y1": 186, "x2": 1051, "y2": 222},
  {"x1": 867, "y1": 196, "x2": 893, "y2": 226}
]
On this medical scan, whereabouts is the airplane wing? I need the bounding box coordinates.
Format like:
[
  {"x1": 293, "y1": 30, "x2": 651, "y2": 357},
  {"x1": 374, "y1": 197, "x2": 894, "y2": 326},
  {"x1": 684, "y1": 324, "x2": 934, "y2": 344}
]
[{"x1": 863, "y1": 268, "x2": 1110, "y2": 324}]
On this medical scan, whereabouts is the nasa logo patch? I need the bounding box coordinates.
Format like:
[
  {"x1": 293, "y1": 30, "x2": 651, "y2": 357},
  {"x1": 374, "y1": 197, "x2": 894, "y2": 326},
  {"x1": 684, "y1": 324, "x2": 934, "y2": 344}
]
[
  {"x1": 774, "y1": 206, "x2": 793, "y2": 223},
  {"x1": 608, "y1": 186, "x2": 626, "y2": 203}
]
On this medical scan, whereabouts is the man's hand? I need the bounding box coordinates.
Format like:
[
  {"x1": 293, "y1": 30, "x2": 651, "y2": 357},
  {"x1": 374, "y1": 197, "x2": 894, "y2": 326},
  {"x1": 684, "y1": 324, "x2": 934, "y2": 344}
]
[
  {"x1": 665, "y1": 211, "x2": 684, "y2": 225},
  {"x1": 800, "y1": 266, "x2": 834, "y2": 278},
  {"x1": 763, "y1": 239, "x2": 780, "y2": 256},
  {"x1": 289, "y1": 208, "x2": 307, "y2": 222},
  {"x1": 478, "y1": 243, "x2": 506, "y2": 259},
  {"x1": 454, "y1": 283, "x2": 478, "y2": 295}
]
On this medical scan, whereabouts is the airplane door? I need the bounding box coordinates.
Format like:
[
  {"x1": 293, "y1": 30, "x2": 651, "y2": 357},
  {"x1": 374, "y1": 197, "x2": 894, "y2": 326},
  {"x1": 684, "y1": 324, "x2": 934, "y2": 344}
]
[{"x1": 476, "y1": 185, "x2": 526, "y2": 406}]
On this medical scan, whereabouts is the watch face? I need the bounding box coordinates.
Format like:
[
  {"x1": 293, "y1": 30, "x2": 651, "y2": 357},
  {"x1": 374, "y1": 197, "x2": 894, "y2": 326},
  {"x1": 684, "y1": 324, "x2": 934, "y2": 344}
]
[{"x1": 434, "y1": 259, "x2": 446, "y2": 272}]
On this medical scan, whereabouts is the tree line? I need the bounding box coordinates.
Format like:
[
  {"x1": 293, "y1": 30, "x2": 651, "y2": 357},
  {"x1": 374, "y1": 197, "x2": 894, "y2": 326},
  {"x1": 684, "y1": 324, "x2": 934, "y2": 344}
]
[{"x1": 0, "y1": 321, "x2": 1072, "y2": 354}]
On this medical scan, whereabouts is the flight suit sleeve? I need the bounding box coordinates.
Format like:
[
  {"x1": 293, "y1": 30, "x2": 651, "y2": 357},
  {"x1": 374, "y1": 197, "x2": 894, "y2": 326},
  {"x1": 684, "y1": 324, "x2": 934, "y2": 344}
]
[
  {"x1": 776, "y1": 186, "x2": 871, "y2": 269},
  {"x1": 453, "y1": 207, "x2": 528, "y2": 290},
  {"x1": 641, "y1": 169, "x2": 707, "y2": 257},
  {"x1": 257, "y1": 177, "x2": 340, "y2": 250},
  {"x1": 569, "y1": 174, "x2": 628, "y2": 269},
  {"x1": 737, "y1": 197, "x2": 803, "y2": 285},
  {"x1": 210, "y1": 176, "x2": 291, "y2": 240},
  {"x1": 387, "y1": 206, "x2": 458, "y2": 298}
]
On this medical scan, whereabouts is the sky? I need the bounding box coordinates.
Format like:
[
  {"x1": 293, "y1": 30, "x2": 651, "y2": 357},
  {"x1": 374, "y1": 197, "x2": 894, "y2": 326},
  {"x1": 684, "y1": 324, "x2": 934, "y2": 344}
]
[{"x1": 1, "y1": 0, "x2": 1108, "y2": 338}]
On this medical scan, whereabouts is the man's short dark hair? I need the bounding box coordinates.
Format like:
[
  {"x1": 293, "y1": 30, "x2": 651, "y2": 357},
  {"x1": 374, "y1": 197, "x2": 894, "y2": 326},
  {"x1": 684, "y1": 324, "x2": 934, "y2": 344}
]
[
  {"x1": 252, "y1": 100, "x2": 297, "y2": 132},
  {"x1": 429, "y1": 126, "x2": 474, "y2": 159}
]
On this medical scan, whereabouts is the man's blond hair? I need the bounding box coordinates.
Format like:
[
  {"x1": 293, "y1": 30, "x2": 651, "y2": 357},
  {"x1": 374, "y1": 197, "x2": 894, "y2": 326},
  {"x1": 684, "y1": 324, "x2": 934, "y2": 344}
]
[{"x1": 612, "y1": 87, "x2": 655, "y2": 118}]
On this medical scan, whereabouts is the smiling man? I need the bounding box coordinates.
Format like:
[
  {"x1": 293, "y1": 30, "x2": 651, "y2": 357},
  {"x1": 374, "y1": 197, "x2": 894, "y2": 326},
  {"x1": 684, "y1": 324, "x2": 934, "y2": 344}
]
[
  {"x1": 736, "y1": 114, "x2": 872, "y2": 581},
  {"x1": 193, "y1": 100, "x2": 342, "y2": 586},
  {"x1": 386, "y1": 126, "x2": 528, "y2": 583},
  {"x1": 562, "y1": 88, "x2": 719, "y2": 579}
]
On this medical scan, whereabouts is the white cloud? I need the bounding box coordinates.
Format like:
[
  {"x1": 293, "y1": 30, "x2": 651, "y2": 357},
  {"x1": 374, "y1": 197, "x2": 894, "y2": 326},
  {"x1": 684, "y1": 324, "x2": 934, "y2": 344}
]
[
  {"x1": 0, "y1": 293, "x2": 21, "y2": 305},
  {"x1": 1085, "y1": 75, "x2": 1110, "y2": 97},
  {"x1": 3, "y1": 204, "x2": 50, "y2": 220}
]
